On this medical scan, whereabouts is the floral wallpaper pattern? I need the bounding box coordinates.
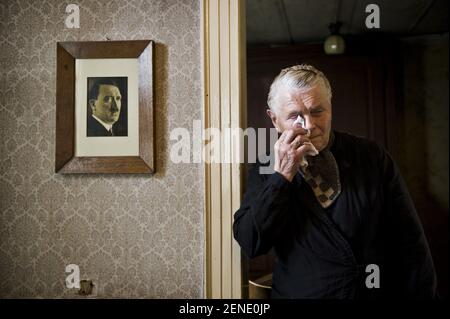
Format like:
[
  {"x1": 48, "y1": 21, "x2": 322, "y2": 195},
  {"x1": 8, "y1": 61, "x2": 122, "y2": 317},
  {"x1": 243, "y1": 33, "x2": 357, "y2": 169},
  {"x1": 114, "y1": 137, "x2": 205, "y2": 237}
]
[{"x1": 0, "y1": 0, "x2": 204, "y2": 298}]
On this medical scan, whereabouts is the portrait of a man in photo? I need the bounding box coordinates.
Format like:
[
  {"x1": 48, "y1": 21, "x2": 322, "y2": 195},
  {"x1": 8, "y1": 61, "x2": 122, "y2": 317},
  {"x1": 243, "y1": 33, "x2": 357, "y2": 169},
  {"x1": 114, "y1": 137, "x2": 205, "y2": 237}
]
[{"x1": 87, "y1": 77, "x2": 128, "y2": 137}]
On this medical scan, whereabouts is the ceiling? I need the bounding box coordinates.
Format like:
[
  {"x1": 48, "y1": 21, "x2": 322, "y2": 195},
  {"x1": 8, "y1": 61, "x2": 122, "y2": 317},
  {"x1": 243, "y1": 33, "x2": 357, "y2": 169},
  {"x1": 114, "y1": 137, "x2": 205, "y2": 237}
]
[{"x1": 246, "y1": 0, "x2": 449, "y2": 46}]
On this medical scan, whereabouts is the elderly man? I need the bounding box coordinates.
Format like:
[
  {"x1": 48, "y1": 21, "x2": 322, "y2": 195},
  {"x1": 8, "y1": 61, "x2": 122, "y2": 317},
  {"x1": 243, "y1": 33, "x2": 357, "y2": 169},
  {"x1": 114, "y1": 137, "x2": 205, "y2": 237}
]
[
  {"x1": 233, "y1": 64, "x2": 437, "y2": 299},
  {"x1": 87, "y1": 78, "x2": 125, "y2": 137}
]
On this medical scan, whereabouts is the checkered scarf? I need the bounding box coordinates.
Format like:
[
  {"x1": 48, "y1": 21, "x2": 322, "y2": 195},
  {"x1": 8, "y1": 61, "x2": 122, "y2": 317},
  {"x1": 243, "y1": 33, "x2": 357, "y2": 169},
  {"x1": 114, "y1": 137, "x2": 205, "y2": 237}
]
[{"x1": 299, "y1": 132, "x2": 341, "y2": 208}]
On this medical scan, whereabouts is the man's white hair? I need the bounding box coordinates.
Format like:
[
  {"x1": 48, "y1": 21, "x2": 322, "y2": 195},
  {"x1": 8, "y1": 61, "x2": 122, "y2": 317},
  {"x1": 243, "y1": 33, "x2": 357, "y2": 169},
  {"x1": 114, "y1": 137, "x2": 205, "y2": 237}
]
[{"x1": 267, "y1": 64, "x2": 332, "y2": 113}]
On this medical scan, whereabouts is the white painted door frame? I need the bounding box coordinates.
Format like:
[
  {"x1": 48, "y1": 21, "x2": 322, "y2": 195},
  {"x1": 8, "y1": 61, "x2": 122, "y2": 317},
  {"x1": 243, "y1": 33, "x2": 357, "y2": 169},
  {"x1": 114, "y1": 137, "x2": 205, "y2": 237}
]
[{"x1": 201, "y1": 0, "x2": 246, "y2": 299}]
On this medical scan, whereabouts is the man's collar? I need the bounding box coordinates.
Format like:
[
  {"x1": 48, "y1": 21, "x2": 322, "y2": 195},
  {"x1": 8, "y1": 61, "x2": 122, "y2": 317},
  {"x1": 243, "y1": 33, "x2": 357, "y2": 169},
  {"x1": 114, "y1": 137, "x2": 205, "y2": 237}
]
[{"x1": 92, "y1": 114, "x2": 113, "y2": 132}]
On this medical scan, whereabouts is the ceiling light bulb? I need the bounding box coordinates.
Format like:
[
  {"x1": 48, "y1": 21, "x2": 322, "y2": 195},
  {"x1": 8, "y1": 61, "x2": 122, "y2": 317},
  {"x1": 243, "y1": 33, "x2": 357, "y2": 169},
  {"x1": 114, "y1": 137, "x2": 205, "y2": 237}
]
[{"x1": 324, "y1": 34, "x2": 345, "y2": 55}]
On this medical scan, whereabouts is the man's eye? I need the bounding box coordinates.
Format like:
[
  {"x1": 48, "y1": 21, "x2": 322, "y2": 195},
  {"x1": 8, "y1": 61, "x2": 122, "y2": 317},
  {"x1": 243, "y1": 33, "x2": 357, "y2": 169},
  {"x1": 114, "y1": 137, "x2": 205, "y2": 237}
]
[
  {"x1": 311, "y1": 109, "x2": 323, "y2": 114},
  {"x1": 103, "y1": 96, "x2": 111, "y2": 102},
  {"x1": 116, "y1": 96, "x2": 121, "y2": 101}
]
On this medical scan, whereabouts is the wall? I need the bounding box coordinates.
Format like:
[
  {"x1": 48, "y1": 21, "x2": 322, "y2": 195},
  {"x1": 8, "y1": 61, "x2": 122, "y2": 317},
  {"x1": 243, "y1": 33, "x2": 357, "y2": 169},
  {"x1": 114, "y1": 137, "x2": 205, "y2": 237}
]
[
  {"x1": 400, "y1": 35, "x2": 449, "y2": 210},
  {"x1": 0, "y1": 0, "x2": 204, "y2": 298},
  {"x1": 399, "y1": 34, "x2": 449, "y2": 297}
]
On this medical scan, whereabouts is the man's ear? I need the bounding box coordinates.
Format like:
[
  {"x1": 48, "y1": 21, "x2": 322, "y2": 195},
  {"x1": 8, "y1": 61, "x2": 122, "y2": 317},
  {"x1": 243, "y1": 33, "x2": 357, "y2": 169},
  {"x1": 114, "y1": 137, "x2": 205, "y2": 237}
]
[
  {"x1": 266, "y1": 109, "x2": 281, "y2": 133},
  {"x1": 89, "y1": 99, "x2": 96, "y2": 114}
]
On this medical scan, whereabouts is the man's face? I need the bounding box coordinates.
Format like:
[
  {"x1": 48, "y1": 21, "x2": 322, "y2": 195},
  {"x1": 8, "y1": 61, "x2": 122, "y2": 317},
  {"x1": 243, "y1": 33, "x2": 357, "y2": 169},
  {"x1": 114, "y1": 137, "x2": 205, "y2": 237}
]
[
  {"x1": 90, "y1": 84, "x2": 122, "y2": 124},
  {"x1": 267, "y1": 84, "x2": 332, "y2": 152}
]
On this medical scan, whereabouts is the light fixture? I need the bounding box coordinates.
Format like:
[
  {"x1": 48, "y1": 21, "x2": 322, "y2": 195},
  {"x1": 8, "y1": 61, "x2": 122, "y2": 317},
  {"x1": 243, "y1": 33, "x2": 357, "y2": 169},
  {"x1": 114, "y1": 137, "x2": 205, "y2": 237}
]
[{"x1": 324, "y1": 21, "x2": 345, "y2": 55}]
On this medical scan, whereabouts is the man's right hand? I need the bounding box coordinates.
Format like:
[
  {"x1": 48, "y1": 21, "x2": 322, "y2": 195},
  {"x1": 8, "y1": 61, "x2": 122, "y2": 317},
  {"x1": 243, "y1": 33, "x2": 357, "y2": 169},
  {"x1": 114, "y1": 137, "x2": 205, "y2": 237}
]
[{"x1": 273, "y1": 128, "x2": 317, "y2": 182}]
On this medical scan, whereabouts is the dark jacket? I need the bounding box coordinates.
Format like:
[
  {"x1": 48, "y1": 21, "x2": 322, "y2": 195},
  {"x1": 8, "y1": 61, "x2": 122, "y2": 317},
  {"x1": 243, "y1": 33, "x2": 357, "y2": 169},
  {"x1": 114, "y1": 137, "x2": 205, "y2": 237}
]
[
  {"x1": 87, "y1": 115, "x2": 113, "y2": 137},
  {"x1": 233, "y1": 131, "x2": 437, "y2": 299}
]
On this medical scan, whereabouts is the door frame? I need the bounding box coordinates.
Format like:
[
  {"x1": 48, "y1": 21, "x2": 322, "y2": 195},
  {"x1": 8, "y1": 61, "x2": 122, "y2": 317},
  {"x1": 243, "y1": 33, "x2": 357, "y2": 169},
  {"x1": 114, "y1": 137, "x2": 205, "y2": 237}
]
[{"x1": 201, "y1": 0, "x2": 247, "y2": 298}]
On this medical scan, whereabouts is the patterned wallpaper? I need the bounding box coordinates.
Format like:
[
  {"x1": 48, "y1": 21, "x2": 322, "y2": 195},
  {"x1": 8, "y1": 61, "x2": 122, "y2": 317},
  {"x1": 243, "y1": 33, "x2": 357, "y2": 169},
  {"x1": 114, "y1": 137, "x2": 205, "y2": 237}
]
[{"x1": 0, "y1": 0, "x2": 204, "y2": 298}]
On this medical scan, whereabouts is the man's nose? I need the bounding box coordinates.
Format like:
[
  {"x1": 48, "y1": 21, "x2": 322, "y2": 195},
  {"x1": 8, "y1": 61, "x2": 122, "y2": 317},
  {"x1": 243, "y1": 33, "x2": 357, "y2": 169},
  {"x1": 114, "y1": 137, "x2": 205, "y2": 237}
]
[
  {"x1": 110, "y1": 99, "x2": 118, "y2": 112},
  {"x1": 304, "y1": 116, "x2": 315, "y2": 130}
]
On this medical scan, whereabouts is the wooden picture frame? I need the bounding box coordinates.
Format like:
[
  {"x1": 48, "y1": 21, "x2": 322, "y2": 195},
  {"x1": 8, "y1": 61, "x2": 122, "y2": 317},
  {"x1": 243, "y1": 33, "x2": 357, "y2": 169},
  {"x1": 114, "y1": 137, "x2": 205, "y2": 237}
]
[{"x1": 55, "y1": 40, "x2": 154, "y2": 174}]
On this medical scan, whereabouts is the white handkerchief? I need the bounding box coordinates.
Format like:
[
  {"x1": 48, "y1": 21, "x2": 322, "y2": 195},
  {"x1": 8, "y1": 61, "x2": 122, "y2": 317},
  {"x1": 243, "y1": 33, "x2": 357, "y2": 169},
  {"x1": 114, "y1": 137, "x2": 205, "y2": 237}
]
[
  {"x1": 293, "y1": 115, "x2": 306, "y2": 130},
  {"x1": 292, "y1": 115, "x2": 318, "y2": 167}
]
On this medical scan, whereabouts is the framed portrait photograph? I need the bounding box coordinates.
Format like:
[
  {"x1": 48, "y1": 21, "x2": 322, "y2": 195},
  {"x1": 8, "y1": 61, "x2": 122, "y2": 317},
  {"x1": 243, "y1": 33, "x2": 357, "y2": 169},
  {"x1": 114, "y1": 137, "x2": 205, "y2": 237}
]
[
  {"x1": 86, "y1": 76, "x2": 128, "y2": 138},
  {"x1": 55, "y1": 40, "x2": 154, "y2": 174}
]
